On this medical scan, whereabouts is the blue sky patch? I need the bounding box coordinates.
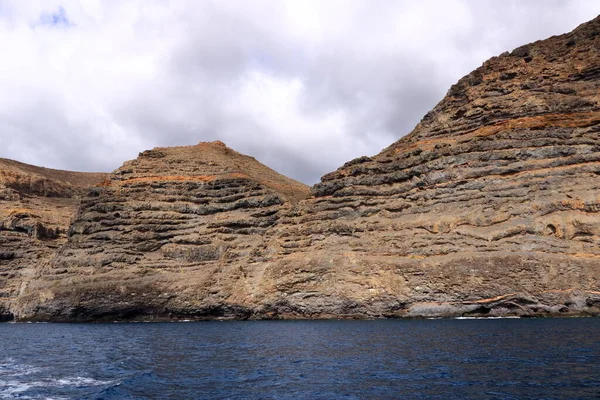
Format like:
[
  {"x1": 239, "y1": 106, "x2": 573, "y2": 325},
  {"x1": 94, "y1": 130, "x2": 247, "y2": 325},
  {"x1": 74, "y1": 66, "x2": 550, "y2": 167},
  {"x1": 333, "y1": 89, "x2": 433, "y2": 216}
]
[{"x1": 39, "y1": 6, "x2": 73, "y2": 28}]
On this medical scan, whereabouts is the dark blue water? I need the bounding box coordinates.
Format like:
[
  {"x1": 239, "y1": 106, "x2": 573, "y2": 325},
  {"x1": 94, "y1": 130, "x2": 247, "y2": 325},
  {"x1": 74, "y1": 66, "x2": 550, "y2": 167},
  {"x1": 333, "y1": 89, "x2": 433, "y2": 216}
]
[{"x1": 1, "y1": 319, "x2": 599, "y2": 399}]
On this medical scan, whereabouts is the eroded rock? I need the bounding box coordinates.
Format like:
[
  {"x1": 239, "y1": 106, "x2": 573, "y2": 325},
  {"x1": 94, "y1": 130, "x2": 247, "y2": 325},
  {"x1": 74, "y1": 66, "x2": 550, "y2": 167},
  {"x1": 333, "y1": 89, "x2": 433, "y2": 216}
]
[
  {"x1": 7, "y1": 16, "x2": 600, "y2": 321},
  {"x1": 0, "y1": 158, "x2": 107, "y2": 316}
]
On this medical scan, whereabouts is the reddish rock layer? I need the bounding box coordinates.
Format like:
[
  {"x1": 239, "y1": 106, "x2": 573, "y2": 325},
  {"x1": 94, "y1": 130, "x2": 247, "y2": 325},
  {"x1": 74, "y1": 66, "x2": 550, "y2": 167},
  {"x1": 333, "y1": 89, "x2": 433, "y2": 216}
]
[
  {"x1": 9, "y1": 16, "x2": 600, "y2": 320},
  {"x1": 14, "y1": 142, "x2": 310, "y2": 321},
  {"x1": 268, "y1": 15, "x2": 600, "y2": 317}
]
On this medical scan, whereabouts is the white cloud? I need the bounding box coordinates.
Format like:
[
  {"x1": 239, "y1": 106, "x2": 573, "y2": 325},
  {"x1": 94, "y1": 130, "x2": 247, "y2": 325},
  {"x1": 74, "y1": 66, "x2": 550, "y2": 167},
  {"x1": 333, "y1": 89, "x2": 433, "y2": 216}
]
[{"x1": 0, "y1": 0, "x2": 599, "y2": 184}]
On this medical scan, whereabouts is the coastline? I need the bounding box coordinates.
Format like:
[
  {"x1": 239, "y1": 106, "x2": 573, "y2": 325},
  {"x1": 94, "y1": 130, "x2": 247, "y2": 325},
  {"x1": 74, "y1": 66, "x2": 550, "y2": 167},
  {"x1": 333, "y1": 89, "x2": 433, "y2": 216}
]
[{"x1": 5, "y1": 297, "x2": 599, "y2": 323}]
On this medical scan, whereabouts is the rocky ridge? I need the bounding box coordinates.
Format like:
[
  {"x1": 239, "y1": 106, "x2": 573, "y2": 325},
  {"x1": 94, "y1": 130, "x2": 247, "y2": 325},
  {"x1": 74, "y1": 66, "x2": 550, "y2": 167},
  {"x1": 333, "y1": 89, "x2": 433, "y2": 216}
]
[
  {"x1": 5, "y1": 16, "x2": 600, "y2": 320},
  {"x1": 13, "y1": 142, "x2": 310, "y2": 320}
]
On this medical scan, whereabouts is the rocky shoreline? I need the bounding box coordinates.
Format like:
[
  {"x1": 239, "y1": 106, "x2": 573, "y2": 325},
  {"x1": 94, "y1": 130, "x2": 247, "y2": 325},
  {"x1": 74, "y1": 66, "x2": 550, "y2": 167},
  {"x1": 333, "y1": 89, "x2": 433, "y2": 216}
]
[{"x1": 11, "y1": 290, "x2": 600, "y2": 322}]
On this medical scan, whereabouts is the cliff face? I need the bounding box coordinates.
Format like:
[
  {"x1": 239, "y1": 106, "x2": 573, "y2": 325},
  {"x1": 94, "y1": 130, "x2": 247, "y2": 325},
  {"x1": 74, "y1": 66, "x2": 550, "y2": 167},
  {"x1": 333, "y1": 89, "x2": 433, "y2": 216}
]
[
  {"x1": 0, "y1": 158, "x2": 107, "y2": 320},
  {"x1": 269, "y1": 15, "x2": 600, "y2": 317},
  {"x1": 8, "y1": 16, "x2": 600, "y2": 320},
  {"x1": 14, "y1": 142, "x2": 311, "y2": 320}
]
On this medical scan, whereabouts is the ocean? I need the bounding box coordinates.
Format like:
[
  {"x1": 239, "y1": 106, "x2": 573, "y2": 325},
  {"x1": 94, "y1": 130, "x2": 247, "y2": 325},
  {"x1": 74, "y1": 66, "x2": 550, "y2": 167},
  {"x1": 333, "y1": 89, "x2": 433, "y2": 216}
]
[{"x1": 0, "y1": 318, "x2": 599, "y2": 399}]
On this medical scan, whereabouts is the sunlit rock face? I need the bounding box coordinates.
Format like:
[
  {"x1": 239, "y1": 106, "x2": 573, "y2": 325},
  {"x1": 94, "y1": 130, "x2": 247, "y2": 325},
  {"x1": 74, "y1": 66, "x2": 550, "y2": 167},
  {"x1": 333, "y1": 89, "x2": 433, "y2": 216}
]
[
  {"x1": 14, "y1": 142, "x2": 311, "y2": 321},
  {"x1": 0, "y1": 158, "x2": 107, "y2": 321},
  {"x1": 10, "y1": 16, "x2": 600, "y2": 321},
  {"x1": 274, "y1": 15, "x2": 600, "y2": 318}
]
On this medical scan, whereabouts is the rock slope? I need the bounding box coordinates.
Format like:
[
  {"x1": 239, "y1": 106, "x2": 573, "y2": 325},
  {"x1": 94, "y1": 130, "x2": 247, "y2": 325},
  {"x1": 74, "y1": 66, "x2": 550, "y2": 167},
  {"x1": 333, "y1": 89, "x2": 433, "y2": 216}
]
[
  {"x1": 9, "y1": 15, "x2": 600, "y2": 320},
  {"x1": 268, "y1": 15, "x2": 600, "y2": 318},
  {"x1": 0, "y1": 158, "x2": 106, "y2": 320},
  {"x1": 14, "y1": 142, "x2": 310, "y2": 320}
]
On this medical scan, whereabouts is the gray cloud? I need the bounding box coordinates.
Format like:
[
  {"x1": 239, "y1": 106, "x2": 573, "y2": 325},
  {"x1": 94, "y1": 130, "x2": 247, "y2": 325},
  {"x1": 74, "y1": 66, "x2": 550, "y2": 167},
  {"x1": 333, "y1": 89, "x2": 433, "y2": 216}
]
[{"x1": 0, "y1": 1, "x2": 599, "y2": 184}]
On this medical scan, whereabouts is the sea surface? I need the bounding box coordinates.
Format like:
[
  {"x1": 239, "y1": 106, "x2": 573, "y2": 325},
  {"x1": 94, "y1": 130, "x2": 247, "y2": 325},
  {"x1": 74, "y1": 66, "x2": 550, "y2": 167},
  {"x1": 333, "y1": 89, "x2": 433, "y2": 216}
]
[{"x1": 0, "y1": 318, "x2": 599, "y2": 399}]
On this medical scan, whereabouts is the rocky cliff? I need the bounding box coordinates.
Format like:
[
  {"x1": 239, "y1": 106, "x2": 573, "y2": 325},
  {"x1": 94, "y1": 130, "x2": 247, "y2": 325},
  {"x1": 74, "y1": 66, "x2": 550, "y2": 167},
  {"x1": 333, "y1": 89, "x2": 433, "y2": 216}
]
[
  {"x1": 7, "y1": 16, "x2": 600, "y2": 320},
  {"x1": 13, "y1": 142, "x2": 311, "y2": 320},
  {"x1": 269, "y1": 15, "x2": 600, "y2": 318},
  {"x1": 0, "y1": 158, "x2": 107, "y2": 320}
]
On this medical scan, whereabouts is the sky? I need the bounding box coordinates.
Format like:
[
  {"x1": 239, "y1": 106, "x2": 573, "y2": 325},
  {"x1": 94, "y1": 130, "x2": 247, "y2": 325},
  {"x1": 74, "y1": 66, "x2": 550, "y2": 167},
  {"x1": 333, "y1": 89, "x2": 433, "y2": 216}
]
[{"x1": 1, "y1": 1, "x2": 599, "y2": 185}]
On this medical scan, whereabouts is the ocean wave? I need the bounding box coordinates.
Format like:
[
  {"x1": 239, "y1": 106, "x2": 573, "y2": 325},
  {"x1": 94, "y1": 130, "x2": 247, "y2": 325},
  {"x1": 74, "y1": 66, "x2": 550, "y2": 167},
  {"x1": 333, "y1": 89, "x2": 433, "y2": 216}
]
[
  {"x1": 0, "y1": 359, "x2": 117, "y2": 399},
  {"x1": 0, "y1": 359, "x2": 41, "y2": 377},
  {"x1": 455, "y1": 316, "x2": 521, "y2": 320}
]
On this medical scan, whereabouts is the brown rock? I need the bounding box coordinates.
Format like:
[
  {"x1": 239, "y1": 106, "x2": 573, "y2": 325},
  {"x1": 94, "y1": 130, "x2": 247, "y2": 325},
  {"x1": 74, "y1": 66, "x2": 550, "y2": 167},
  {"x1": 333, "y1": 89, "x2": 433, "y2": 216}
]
[
  {"x1": 272, "y1": 15, "x2": 600, "y2": 318},
  {"x1": 7, "y1": 16, "x2": 600, "y2": 320},
  {"x1": 0, "y1": 158, "x2": 107, "y2": 320},
  {"x1": 13, "y1": 142, "x2": 310, "y2": 321}
]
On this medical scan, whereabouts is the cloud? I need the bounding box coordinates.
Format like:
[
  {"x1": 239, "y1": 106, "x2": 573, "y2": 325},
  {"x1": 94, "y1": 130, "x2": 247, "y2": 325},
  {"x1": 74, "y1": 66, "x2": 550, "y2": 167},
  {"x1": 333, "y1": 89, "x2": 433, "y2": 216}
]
[{"x1": 0, "y1": 0, "x2": 599, "y2": 184}]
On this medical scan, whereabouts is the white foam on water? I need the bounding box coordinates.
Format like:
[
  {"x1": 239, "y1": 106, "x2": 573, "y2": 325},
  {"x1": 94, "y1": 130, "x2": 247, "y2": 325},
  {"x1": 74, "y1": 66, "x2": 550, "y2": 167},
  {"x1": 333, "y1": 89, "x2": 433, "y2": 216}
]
[
  {"x1": 0, "y1": 381, "x2": 34, "y2": 398},
  {"x1": 49, "y1": 376, "x2": 116, "y2": 387},
  {"x1": 0, "y1": 377, "x2": 116, "y2": 399},
  {"x1": 0, "y1": 359, "x2": 41, "y2": 377},
  {"x1": 455, "y1": 316, "x2": 521, "y2": 320},
  {"x1": 0, "y1": 358, "x2": 116, "y2": 399},
  {"x1": 0, "y1": 384, "x2": 69, "y2": 400}
]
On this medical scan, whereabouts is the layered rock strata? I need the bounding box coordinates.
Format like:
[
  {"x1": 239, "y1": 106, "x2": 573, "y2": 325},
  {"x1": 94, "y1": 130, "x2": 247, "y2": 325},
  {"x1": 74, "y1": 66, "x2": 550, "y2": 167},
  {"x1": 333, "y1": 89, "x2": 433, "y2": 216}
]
[
  {"x1": 9, "y1": 16, "x2": 600, "y2": 320},
  {"x1": 14, "y1": 142, "x2": 310, "y2": 320},
  {"x1": 0, "y1": 158, "x2": 106, "y2": 320},
  {"x1": 266, "y1": 15, "x2": 600, "y2": 318}
]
